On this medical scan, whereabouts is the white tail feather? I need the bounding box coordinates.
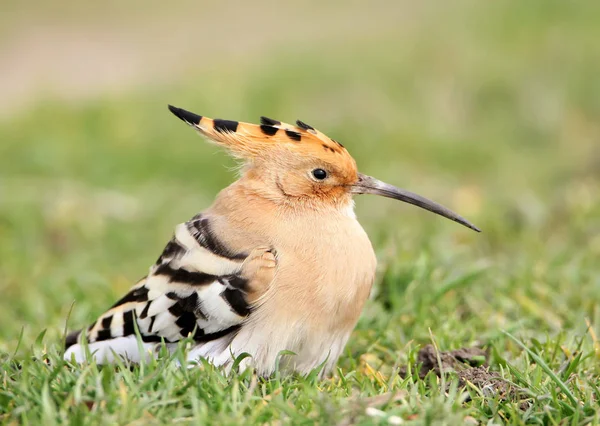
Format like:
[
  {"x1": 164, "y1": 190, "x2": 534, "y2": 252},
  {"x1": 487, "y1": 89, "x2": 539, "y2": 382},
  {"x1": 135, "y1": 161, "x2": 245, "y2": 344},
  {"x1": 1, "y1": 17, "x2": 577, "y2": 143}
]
[{"x1": 64, "y1": 337, "x2": 156, "y2": 364}]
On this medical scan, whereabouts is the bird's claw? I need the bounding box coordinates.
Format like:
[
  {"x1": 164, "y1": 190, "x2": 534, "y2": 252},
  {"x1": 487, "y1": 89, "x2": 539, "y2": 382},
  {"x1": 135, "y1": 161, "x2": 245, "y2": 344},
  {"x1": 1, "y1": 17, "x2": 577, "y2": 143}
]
[{"x1": 240, "y1": 246, "x2": 277, "y2": 301}]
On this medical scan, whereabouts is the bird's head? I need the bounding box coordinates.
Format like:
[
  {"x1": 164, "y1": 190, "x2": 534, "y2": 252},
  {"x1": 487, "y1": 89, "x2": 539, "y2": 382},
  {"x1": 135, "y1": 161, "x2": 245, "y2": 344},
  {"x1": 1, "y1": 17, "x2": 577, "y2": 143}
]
[{"x1": 168, "y1": 105, "x2": 480, "y2": 232}]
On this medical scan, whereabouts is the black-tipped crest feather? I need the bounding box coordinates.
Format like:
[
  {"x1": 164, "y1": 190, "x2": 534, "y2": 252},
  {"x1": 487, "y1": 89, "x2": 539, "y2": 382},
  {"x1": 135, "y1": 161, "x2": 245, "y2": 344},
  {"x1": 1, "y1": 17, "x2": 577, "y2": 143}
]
[
  {"x1": 296, "y1": 120, "x2": 314, "y2": 131},
  {"x1": 260, "y1": 116, "x2": 281, "y2": 126},
  {"x1": 168, "y1": 105, "x2": 202, "y2": 125}
]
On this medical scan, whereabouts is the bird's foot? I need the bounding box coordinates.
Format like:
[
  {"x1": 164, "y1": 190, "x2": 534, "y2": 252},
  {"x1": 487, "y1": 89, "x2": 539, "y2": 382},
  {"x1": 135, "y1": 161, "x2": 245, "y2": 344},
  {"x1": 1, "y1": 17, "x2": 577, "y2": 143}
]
[{"x1": 240, "y1": 246, "x2": 277, "y2": 301}]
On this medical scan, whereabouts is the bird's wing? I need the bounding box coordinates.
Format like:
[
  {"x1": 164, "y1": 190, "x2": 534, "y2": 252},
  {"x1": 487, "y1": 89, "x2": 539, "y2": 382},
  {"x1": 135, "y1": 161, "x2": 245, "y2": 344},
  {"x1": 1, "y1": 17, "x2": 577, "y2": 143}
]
[{"x1": 64, "y1": 214, "x2": 261, "y2": 363}]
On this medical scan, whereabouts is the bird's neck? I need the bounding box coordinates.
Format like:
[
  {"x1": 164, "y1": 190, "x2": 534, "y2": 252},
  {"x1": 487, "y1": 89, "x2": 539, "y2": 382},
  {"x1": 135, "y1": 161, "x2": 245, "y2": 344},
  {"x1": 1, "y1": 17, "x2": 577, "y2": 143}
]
[{"x1": 206, "y1": 176, "x2": 356, "y2": 250}]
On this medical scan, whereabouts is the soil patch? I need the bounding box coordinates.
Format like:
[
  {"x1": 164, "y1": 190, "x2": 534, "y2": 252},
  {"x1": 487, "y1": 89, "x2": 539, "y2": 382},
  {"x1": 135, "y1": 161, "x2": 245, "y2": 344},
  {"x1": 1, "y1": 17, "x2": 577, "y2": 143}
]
[{"x1": 400, "y1": 345, "x2": 513, "y2": 399}]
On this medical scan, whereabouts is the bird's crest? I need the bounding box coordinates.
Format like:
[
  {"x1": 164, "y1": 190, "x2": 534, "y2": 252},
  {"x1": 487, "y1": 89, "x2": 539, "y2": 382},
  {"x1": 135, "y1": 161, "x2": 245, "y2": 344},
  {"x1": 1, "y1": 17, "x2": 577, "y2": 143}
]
[{"x1": 168, "y1": 105, "x2": 356, "y2": 172}]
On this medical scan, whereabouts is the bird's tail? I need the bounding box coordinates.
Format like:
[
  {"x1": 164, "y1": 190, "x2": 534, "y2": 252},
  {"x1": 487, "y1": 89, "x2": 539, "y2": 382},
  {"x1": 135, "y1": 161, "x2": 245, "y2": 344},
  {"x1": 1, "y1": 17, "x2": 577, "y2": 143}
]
[{"x1": 63, "y1": 278, "x2": 160, "y2": 363}]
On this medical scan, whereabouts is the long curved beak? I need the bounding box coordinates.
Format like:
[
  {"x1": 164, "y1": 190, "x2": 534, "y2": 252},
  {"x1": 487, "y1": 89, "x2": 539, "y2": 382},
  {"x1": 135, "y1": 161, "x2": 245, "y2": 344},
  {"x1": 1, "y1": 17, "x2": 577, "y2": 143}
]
[{"x1": 351, "y1": 173, "x2": 481, "y2": 232}]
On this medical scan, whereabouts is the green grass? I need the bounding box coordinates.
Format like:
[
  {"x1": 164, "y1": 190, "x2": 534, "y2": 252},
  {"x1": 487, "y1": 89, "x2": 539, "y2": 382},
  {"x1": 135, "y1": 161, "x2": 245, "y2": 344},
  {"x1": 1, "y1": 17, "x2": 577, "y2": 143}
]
[{"x1": 1, "y1": 0, "x2": 600, "y2": 424}]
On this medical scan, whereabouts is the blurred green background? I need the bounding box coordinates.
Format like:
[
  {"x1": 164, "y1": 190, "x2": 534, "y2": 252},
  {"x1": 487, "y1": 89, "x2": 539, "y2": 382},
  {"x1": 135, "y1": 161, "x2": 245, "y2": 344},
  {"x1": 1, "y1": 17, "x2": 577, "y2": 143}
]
[{"x1": 1, "y1": 0, "x2": 598, "y2": 382}]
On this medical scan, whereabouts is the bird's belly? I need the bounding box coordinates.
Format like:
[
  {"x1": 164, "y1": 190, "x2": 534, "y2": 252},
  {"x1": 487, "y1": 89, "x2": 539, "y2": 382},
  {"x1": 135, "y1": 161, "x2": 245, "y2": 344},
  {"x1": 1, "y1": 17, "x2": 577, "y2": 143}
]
[{"x1": 229, "y1": 315, "x2": 354, "y2": 377}]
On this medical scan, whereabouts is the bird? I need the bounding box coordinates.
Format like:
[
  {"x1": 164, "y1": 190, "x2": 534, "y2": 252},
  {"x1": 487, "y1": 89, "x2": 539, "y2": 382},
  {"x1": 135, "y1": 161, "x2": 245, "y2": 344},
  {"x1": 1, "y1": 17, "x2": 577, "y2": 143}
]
[{"x1": 63, "y1": 105, "x2": 480, "y2": 377}]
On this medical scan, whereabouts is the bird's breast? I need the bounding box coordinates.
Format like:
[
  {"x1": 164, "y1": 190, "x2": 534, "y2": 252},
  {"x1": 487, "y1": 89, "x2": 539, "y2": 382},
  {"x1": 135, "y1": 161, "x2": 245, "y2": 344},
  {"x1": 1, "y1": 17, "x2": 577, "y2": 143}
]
[{"x1": 266, "y1": 213, "x2": 377, "y2": 331}]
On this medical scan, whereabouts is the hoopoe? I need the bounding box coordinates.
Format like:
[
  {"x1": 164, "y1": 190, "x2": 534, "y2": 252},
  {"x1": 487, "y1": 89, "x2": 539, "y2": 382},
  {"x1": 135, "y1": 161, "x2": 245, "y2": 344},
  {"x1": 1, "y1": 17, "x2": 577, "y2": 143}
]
[{"x1": 64, "y1": 105, "x2": 480, "y2": 376}]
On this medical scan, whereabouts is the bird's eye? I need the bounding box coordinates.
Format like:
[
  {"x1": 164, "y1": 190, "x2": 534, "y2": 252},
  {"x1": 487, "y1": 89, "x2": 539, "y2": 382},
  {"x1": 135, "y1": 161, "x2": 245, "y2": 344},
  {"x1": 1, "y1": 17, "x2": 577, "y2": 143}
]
[{"x1": 311, "y1": 168, "x2": 328, "y2": 180}]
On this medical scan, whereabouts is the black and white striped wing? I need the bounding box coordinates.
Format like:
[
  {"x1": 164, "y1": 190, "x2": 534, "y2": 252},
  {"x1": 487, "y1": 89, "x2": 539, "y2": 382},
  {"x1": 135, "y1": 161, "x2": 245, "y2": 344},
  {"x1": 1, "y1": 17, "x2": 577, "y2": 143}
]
[{"x1": 64, "y1": 214, "x2": 252, "y2": 363}]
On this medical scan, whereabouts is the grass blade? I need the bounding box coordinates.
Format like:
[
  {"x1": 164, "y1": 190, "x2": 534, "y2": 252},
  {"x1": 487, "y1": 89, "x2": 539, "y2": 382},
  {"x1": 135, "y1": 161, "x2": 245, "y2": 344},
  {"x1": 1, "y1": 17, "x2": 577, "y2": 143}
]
[{"x1": 503, "y1": 331, "x2": 579, "y2": 408}]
